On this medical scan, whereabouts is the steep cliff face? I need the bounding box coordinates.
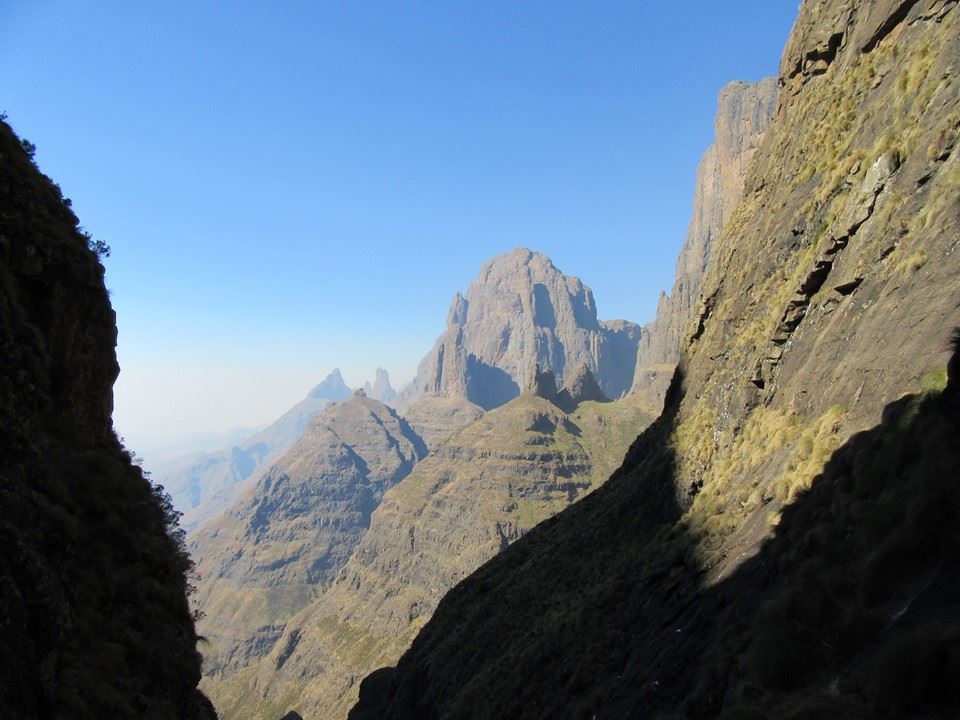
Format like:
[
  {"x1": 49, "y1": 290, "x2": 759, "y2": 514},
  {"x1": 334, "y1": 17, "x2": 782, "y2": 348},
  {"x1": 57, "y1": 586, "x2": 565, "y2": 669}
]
[
  {"x1": 401, "y1": 248, "x2": 642, "y2": 411},
  {"x1": 632, "y1": 78, "x2": 778, "y2": 413},
  {"x1": 351, "y1": 2, "x2": 960, "y2": 718},
  {"x1": 161, "y1": 369, "x2": 352, "y2": 531},
  {"x1": 0, "y1": 121, "x2": 213, "y2": 717},
  {"x1": 190, "y1": 392, "x2": 426, "y2": 679},
  {"x1": 212, "y1": 379, "x2": 650, "y2": 720}
]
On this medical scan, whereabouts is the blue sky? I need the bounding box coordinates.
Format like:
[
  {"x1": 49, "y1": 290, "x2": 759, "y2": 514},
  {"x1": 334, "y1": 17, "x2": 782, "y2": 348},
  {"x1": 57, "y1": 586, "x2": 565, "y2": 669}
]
[{"x1": 1, "y1": 2, "x2": 798, "y2": 451}]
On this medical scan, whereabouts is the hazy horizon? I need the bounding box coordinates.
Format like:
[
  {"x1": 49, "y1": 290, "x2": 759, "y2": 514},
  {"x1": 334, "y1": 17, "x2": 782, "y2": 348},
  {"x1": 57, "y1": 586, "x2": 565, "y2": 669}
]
[{"x1": 1, "y1": 2, "x2": 798, "y2": 449}]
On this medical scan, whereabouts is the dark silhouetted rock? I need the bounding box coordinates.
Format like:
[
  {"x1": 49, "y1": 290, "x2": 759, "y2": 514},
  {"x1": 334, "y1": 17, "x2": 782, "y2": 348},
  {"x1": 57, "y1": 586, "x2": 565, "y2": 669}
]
[{"x1": 0, "y1": 118, "x2": 213, "y2": 718}]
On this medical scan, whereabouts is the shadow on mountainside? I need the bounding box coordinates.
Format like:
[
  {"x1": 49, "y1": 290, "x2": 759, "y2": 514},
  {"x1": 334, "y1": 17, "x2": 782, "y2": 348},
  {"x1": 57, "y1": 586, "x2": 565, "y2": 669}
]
[{"x1": 350, "y1": 331, "x2": 960, "y2": 720}]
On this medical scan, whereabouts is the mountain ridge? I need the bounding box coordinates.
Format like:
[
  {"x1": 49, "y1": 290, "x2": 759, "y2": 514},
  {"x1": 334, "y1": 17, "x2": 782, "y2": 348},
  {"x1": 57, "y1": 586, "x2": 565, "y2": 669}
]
[
  {"x1": 160, "y1": 368, "x2": 353, "y2": 532},
  {"x1": 190, "y1": 392, "x2": 426, "y2": 678},
  {"x1": 348, "y1": 1, "x2": 960, "y2": 717}
]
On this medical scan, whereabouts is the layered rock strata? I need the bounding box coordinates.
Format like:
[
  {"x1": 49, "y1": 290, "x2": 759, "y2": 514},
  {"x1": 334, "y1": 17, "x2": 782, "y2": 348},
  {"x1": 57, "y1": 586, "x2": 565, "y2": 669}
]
[
  {"x1": 213, "y1": 389, "x2": 650, "y2": 719},
  {"x1": 191, "y1": 392, "x2": 426, "y2": 678}
]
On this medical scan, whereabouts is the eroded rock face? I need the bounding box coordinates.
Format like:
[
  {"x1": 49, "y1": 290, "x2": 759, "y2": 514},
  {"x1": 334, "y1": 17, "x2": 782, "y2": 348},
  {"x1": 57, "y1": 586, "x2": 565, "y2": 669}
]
[
  {"x1": 190, "y1": 394, "x2": 426, "y2": 677},
  {"x1": 632, "y1": 78, "x2": 778, "y2": 413},
  {"x1": 401, "y1": 248, "x2": 641, "y2": 410},
  {"x1": 0, "y1": 120, "x2": 213, "y2": 718}
]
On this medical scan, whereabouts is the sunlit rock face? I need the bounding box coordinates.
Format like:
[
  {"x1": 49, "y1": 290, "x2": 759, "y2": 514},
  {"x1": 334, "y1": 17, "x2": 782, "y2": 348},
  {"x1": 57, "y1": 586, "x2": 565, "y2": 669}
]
[
  {"x1": 632, "y1": 77, "x2": 778, "y2": 413},
  {"x1": 400, "y1": 247, "x2": 642, "y2": 412}
]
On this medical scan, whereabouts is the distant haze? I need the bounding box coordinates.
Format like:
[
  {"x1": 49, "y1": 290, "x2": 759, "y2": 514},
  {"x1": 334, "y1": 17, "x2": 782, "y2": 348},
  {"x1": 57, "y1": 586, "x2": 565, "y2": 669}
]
[{"x1": 0, "y1": 2, "x2": 798, "y2": 446}]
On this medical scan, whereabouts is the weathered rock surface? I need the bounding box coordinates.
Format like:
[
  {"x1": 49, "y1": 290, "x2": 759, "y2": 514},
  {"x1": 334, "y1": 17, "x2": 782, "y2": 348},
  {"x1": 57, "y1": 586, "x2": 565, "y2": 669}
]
[
  {"x1": 351, "y1": 2, "x2": 960, "y2": 718},
  {"x1": 160, "y1": 369, "x2": 352, "y2": 531},
  {"x1": 190, "y1": 393, "x2": 426, "y2": 678},
  {"x1": 0, "y1": 120, "x2": 213, "y2": 718},
  {"x1": 400, "y1": 248, "x2": 642, "y2": 410},
  {"x1": 632, "y1": 78, "x2": 777, "y2": 413},
  {"x1": 209, "y1": 391, "x2": 651, "y2": 720}
]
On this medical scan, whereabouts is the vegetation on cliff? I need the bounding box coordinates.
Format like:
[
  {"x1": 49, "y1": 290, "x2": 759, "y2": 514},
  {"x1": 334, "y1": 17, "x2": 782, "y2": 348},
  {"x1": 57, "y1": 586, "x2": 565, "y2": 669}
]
[{"x1": 349, "y1": 1, "x2": 960, "y2": 717}]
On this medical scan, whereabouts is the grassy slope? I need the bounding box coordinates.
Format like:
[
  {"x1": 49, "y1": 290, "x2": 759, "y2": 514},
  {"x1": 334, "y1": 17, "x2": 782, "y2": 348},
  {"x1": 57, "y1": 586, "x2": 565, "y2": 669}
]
[
  {"x1": 205, "y1": 394, "x2": 651, "y2": 719},
  {"x1": 349, "y1": 2, "x2": 960, "y2": 718}
]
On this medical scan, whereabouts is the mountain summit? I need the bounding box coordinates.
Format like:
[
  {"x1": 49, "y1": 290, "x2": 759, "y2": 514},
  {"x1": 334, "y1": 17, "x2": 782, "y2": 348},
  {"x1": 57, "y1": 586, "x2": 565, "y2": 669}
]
[
  {"x1": 308, "y1": 368, "x2": 351, "y2": 400},
  {"x1": 158, "y1": 368, "x2": 353, "y2": 530},
  {"x1": 402, "y1": 248, "x2": 641, "y2": 410}
]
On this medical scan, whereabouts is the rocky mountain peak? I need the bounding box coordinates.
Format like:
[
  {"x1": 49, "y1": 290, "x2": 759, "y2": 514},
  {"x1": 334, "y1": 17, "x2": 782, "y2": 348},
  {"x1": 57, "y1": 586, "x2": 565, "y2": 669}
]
[
  {"x1": 309, "y1": 368, "x2": 352, "y2": 400},
  {"x1": 446, "y1": 292, "x2": 469, "y2": 327},
  {"x1": 363, "y1": 367, "x2": 397, "y2": 404},
  {"x1": 401, "y1": 247, "x2": 641, "y2": 410}
]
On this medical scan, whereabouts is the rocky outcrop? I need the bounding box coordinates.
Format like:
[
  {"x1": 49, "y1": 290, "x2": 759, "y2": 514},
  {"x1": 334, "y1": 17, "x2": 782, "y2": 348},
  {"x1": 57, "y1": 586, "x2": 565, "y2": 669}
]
[
  {"x1": 213, "y1": 392, "x2": 651, "y2": 720},
  {"x1": 556, "y1": 362, "x2": 609, "y2": 411},
  {"x1": 190, "y1": 393, "x2": 426, "y2": 678},
  {"x1": 400, "y1": 248, "x2": 642, "y2": 411},
  {"x1": 0, "y1": 120, "x2": 213, "y2": 717},
  {"x1": 631, "y1": 78, "x2": 777, "y2": 412},
  {"x1": 524, "y1": 363, "x2": 559, "y2": 402},
  {"x1": 362, "y1": 367, "x2": 397, "y2": 404},
  {"x1": 159, "y1": 369, "x2": 352, "y2": 531},
  {"x1": 350, "y1": 2, "x2": 960, "y2": 718}
]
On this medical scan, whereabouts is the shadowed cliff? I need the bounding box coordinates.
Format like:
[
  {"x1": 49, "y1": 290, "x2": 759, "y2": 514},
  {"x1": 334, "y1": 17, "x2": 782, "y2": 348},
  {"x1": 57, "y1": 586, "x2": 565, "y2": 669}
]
[
  {"x1": 0, "y1": 119, "x2": 214, "y2": 718},
  {"x1": 349, "y1": 0, "x2": 960, "y2": 716},
  {"x1": 352, "y1": 333, "x2": 960, "y2": 719}
]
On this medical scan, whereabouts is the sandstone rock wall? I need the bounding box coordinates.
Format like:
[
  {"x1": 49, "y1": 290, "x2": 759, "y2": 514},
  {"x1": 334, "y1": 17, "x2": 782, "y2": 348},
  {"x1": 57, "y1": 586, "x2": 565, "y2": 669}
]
[{"x1": 401, "y1": 248, "x2": 641, "y2": 411}]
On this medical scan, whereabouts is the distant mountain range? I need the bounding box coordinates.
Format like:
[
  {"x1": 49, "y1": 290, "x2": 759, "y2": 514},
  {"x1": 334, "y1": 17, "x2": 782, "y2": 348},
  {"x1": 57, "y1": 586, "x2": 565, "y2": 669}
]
[
  {"x1": 191, "y1": 248, "x2": 654, "y2": 714},
  {"x1": 158, "y1": 369, "x2": 353, "y2": 531}
]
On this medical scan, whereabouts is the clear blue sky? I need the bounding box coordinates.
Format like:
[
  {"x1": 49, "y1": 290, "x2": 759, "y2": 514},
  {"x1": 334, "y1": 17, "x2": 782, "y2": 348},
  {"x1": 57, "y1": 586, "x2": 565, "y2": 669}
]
[{"x1": 1, "y1": 2, "x2": 798, "y2": 452}]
